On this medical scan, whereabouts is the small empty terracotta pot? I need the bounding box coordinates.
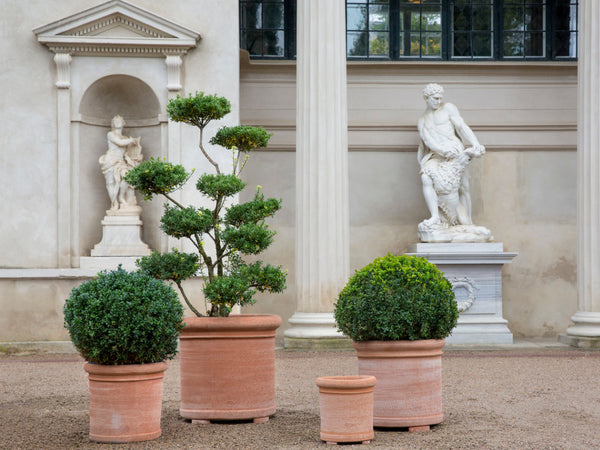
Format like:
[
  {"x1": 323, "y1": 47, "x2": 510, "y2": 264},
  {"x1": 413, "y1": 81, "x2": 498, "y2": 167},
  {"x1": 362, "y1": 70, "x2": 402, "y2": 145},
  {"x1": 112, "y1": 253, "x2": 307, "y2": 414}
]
[{"x1": 316, "y1": 375, "x2": 377, "y2": 445}]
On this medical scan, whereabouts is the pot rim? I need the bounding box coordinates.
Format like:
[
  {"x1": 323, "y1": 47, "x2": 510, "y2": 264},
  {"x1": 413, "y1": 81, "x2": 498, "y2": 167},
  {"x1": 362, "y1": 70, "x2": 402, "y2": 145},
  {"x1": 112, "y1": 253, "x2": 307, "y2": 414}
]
[
  {"x1": 182, "y1": 314, "x2": 282, "y2": 332},
  {"x1": 352, "y1": 339, "x2": 445, "y2": 358},
  {"x1": 316, "y1": 375, "x2": 377, "y2": 389}
]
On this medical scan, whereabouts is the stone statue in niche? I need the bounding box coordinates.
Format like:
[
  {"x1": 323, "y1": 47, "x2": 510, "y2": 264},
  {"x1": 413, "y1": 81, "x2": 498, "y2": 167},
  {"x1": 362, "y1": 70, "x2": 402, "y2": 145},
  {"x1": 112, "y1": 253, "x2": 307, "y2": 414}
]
[
  {"x1": 100, "y1": 115, "x2": 143, "y2": 211},
  {"x1": 416, "y1": 83, "x2": 492, "y2": 243}
]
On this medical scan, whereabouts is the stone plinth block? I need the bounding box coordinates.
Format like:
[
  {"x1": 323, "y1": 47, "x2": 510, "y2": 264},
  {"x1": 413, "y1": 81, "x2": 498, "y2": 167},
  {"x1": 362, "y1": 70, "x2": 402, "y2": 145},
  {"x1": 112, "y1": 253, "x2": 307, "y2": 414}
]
[
  {"x1": 80, "y1": 208, "x2": 151, "y2": 271},
  {"x1": 406, "y1": 243, "x2": 517, "y2": 344},
  {"x1": 90, "y1": 208, "x2": 151, "y2": 257}
]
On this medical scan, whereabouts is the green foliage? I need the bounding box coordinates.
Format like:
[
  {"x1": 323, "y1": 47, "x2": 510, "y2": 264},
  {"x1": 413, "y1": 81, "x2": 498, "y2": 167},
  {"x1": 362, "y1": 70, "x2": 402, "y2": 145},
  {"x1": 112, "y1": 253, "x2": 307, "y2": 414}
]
[
  {"x1": 222, "y1": 223, "x2": 275, "y2": 255},
  {"x1": 160, "y1": 204, "x2": 213, "y2": 239},
  {"x1": 334, "y1": 254, "x2": 458, "y2": 341},
  {"x1": 127, "y1": 92, "x2": 286, "y2": 317},
  {"x1": 63, "y1": 267, "x2": 184, "y2": 365},
  {"x1": 225, "y1": 191, "x2": 281, "y2": 227},
  {"x1": 210, "y1": 126, "x2": 272, "y2": 152},
  {"x1": 203, "y1": 256, "x2": 287, "y2": 316},
  {"x1": 167, "y1": 92, "x2": 231, "y2": 128},
  {"x1": 136, "y1": 249, "x2": 200, "y2": 283},
  {"x1": 124, "y1": 158, "x2": 190, "y2": 201},
  {"x1": 196, "y1": 173, "x2": 247, "y2": 200}
]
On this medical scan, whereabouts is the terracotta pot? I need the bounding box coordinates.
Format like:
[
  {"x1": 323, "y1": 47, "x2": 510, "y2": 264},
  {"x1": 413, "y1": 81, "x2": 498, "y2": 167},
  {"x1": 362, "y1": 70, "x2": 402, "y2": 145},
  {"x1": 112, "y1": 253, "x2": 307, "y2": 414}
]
[
  {"x1": 84, "y1": 361, "x2": 168, "y2": 443},
  {"x1": 353, "y1": 339, "x2": 445, "y2": 430},
  {"x1": 316, "y1": 375, "x2": 376, "y2": 444},
  {"x1": 179, "y1": 314, "x2": 282, "y2": 423}
]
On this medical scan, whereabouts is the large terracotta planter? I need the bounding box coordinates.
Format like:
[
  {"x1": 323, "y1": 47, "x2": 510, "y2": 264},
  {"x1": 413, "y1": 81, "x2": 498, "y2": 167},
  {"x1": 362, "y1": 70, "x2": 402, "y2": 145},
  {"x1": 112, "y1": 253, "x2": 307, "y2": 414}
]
[
  {"x1": 316, "y1": 375, "x2": 376, "y2": 444},
  {"x1": 179, "y1": 314, "x2": 282, "y2": 423},
  {"x1": 84, "y1": 361, "x2": 168, "y2": 443},
  {"x1": 353, "y1": 339, "x2": 445, "y2": 430}
]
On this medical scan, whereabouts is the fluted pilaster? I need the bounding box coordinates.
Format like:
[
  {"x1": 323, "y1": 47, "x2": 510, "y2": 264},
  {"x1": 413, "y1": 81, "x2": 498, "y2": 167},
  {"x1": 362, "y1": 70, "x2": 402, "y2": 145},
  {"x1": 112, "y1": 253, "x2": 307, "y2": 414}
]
[
  {"x1": 562, "y1": 0, "x2": 600, "y2": 347},
  {"x1": 284, "y1": 0, "x2": 350, "y2": 348}
]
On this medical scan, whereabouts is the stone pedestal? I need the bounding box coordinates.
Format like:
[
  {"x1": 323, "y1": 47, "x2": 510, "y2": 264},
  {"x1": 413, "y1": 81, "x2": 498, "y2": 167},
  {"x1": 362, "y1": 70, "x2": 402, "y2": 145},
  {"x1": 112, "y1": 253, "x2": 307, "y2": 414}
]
[
  {"x1": 406, "y1": 243, "x2": 517, "y2": 344},
  {"x1": 80, "y1": 207, "x2": 151, "y2": 271}
]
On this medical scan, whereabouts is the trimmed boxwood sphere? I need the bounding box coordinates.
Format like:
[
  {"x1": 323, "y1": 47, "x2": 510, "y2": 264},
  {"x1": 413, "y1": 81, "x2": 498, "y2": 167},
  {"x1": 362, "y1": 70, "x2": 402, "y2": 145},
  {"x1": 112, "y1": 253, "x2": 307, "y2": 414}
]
[
  {"x1": 64, "y1": 267, "x2": 184, "y2": 365},
  {"x1": 334, "y1": 254, "x2": 459, "y2": 341}
]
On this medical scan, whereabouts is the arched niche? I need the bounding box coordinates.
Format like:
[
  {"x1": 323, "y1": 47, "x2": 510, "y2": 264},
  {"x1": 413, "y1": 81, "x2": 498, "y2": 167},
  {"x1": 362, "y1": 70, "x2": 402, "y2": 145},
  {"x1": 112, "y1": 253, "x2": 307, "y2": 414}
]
[
  {"x1": 78, "y1": 75, "x2": 163, "y2": 257},
  {"x1": 34, "y1": 0, "x2": 200, "y2": 267}
]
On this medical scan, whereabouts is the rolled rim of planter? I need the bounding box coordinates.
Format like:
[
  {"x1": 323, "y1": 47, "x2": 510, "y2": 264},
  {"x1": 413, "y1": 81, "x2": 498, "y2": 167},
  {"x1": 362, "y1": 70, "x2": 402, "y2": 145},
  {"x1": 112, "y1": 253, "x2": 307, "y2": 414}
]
[
  {"x1": 316, "y1": 375, "x2": 377, "y2": 391},
  {"x1": 353, "y1": 339, "x2": 445, "y2": 358},
  {"x1": 180, "y1": 314, "x2": 282, "y2": 338},
  {"x1": 84, "y1": 361, "x2": 168, "y2": 380}
]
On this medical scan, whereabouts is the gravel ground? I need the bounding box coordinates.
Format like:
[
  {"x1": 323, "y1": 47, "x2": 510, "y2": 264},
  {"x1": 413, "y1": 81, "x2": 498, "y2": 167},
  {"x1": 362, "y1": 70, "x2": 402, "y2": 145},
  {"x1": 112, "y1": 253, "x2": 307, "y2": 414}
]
[{"x1": 1, "y1": 347, "x2": 599, "y2": 449}]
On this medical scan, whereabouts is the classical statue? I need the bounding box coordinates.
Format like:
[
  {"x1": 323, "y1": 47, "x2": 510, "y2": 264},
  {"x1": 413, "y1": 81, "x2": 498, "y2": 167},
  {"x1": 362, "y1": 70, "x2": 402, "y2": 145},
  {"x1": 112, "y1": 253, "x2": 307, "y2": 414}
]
[
  {"x1": 99, "y1": 115, "x2": 143, "y2": 211},
  {"x1": 417, "y1": 83, "x2": 492, "y2": 242}
]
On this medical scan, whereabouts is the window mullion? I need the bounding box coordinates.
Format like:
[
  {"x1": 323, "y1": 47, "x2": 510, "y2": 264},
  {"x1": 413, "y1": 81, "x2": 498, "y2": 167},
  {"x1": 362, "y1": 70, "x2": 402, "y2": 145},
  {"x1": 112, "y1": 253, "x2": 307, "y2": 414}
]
[
  {"x1": 390, "y1": 0, "x2": 399, "y2": 60},
  {"x1": 443, "y1": 0, "x2": 450, "y2": 60}
]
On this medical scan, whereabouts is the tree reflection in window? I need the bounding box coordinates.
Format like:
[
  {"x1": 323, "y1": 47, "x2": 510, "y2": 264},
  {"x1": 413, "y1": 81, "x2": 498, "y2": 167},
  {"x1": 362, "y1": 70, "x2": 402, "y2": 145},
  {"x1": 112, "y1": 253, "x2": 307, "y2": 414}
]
[
  {"x1": 240, "y1": 0, "x2": 289, "y2": 57},
  {"x1": 399, "y1": 0, "x2": 442, "y2": 58},
  {"x1": 240, "y1": 0, "x2": 577, "y2": 61},
  {"x1": 347, "y1": 0, "x2": 390, "y2": 58}
]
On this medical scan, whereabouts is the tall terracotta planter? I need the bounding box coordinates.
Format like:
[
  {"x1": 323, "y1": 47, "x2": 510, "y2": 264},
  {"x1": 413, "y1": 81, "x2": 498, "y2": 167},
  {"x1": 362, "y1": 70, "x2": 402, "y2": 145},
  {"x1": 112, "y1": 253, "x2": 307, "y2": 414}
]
[
  {"x1": 84, "y1": 361, "x2": 168, "y2": 443},
  {"x1": 179, "y1": 314, "x2": 281, "y2": 423},
  {"x1": 316, "y1": 375, "x2": 376, "y2": 444},
  {"x1": 353, "y1": 339, "x2": 445, "y2": 430}
]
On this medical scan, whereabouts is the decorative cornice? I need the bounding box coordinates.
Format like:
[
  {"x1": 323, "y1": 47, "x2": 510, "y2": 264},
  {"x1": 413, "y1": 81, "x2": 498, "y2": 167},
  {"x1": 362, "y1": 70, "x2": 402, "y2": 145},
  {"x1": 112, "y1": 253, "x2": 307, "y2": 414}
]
[{"x1": 34, "y1": 0, "x2": 200, "y2": 57}]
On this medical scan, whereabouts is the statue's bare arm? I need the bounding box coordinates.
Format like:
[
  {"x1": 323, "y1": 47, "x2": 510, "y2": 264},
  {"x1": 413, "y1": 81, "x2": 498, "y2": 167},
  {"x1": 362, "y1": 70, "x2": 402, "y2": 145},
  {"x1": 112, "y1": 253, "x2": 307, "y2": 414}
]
[
  {"x1": 108, "y1": 131, "x2": 135, "y2": 148},
  {"x1": 446, "y1": 103, "x2": 484, "y2": 154}
]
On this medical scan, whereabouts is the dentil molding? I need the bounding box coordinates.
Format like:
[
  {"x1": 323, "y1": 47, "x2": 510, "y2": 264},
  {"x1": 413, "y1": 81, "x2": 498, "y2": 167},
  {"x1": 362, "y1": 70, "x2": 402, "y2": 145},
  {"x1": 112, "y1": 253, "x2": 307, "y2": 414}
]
[{"x1": 33, "y1": 0, "x2": 200, "y2": 57}]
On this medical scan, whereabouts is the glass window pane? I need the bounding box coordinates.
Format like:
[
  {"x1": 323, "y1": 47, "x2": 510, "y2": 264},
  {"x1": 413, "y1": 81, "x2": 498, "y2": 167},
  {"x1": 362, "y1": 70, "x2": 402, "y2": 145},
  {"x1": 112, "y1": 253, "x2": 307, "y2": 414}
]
[
  {"x1": 504, "y1": 32, "x2": 524, "y2": 57},
  {"x1": 452, "y1": 3, "x2": 471, "y2": 31},
  {"x1": 525, "y1": 31, "x2": 545, "y2": 56},
  {"x1": 453, "y1": 32, "x2": 471, "y2": 57},
  {"x1": 473, "y1": 32, "x2": 492, "y2": 57},
  {"x1": 472, "y1": 4, "x2": 492, "y2": 31},
  {"x1": 369, "y1": 31, "x2": 389, "y2": 55},
  {"x1": 504, "y1": 6, "x2": 524, "y2": 31},
  {"x1": 263, "y1": 30, "x2": 284, "y2": 56},
  {"x1": 526, "y1": 5, "x2": 545, "y2": 31},
  {"x1": 347, "y1": 5, "x2": 368, "y2": 30},
  {"x1": 555, "y1": 31, "x2": 577, "y2": 57},
  {"x1": 347, "y1": 31, "x2": 368, "y2": 56},
  {"x1": 241, "y1": 2, "x2": 262, "y2": 29},
  {"x1": 369, "y1": 4, "x2": 389, "y2": 31},
  {"x1": 423, "y1": 8, "x2": 442, "y2": 31},
  {"x1": 263, "y1": 3, "x2": 284, "y2": 29},
  {"x1": 410, "y1": 10, "x2": 422, "y2": 32},
  {"x1": 555, "y1": 2, "x2": 577, "y2": 31},
  {"x1": 242, "y1": 30, "x2": 263, "y2": 56},
  {"x1": 424, "y1": 32, "x2": 442, "y2": 56},
  {"x1": 410, "y1": 34, "x2": 422, "y2": 56}
]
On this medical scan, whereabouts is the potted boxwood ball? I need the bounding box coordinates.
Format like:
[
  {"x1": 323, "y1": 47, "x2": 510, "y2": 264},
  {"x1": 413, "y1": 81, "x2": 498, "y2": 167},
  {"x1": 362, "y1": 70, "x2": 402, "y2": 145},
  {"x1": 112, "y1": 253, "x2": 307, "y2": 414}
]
[
  {"x1": 64, "y1": 267, "x2": 184, "y2": 443},
  {"x1": 124, "y1": 92, "x2": 286, "y2": 424},
  {"x1": 334, "y1": 254, "x2": 459, "y2": 430}
]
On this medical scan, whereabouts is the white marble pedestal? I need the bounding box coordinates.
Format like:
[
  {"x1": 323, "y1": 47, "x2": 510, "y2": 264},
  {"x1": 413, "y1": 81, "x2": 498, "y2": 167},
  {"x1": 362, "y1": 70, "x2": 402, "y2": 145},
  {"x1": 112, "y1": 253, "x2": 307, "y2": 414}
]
[
  {"x1": 406, "y1": 243, "x2": 517, "y2": 344},
  {"x1": 80, "y1": 207, "x2": 151, "y2": 271}
]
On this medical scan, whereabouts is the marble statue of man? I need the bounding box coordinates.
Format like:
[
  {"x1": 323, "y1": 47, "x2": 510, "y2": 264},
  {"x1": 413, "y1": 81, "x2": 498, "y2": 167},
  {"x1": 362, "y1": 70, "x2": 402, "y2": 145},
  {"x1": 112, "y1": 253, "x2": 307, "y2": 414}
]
[
  {"x1": 99, "y1": 115, "x2": 143, "y2": 211},
  {"x1": 417, "y1": 83, "x2": 492, "y2": 242}
]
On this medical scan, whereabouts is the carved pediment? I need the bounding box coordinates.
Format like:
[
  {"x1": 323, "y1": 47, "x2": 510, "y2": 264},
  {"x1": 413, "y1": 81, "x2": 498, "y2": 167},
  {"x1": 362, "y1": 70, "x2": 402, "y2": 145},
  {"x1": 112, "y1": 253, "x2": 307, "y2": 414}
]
[{"x1": 34, "y1": 0, "x2": 200, "y2": 56}]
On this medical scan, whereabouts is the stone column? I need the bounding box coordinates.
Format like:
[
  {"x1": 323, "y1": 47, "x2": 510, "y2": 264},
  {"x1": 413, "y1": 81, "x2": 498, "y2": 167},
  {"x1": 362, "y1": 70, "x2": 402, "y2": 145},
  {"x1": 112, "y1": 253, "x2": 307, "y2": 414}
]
[
  {"x1": 561, "y1": 0, "x2": 600, "y2": 347},
  {"x1": 283, "y1": 0, "x2": 350, "y2": 349}
]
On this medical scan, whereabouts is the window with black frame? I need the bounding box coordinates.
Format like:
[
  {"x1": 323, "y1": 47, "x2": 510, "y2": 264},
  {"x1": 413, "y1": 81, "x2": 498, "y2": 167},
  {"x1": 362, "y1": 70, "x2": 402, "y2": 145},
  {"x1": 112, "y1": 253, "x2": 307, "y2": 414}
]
[{"x1": 239, "y1": 0, "x2": 577, "y2": 61}]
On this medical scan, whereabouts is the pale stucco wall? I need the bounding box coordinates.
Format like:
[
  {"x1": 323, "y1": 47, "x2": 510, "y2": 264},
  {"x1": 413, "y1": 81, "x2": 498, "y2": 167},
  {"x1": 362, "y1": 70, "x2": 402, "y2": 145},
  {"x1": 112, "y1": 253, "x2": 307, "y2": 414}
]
[
  {"x1": 0, "y1": 1, "x2": 578, "y2": 342},
  {"x1": 0, "y1": 0, "x2": 239, "y2": 341},
  {"x1": 239, "y1": 59, "x2": 578, "y2": 339}
]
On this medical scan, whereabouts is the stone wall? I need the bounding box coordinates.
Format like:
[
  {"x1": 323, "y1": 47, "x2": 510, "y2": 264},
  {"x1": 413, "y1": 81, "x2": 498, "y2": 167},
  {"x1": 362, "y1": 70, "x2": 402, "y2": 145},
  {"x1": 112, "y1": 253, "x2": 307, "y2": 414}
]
[{"x1": 239, "y1": 57, "x2": 577, "y2": 339}]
